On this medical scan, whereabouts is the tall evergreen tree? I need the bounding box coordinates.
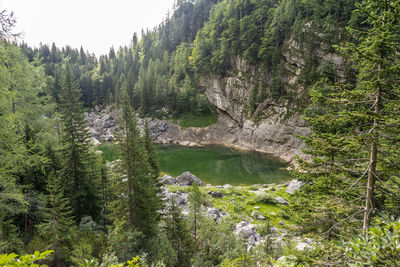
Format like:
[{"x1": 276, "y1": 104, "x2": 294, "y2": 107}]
[
  {"x1": 37, "y1": 176, "x2": 75, "y2": 266},
  {"x1": 118, "y1": 87, "x2": 162, "y2": 243},
  {"x1": 163, "y1": 199, "x2": 193, "y2": 266},
  {"x1": 58, "y1": 64, "x2": 100, "y2": 222},
  {"x1": 290, "y1": 0, "x2": 400, "y2": 238}
]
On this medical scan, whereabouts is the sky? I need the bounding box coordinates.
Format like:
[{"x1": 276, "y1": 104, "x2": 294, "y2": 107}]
[{"x1": 0, "y1": 0, "x2": 176, "y2": 56}]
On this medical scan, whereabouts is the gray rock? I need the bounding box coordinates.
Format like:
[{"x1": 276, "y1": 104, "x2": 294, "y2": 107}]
[
  {"x1": 275, "y1": 196, "x2": 289, "y2": 205},
  {"x1": 206, "y1": 207, "x2": 221, "y2": 222},
  {"x1": 286, "y1": 179, "x2": 305, "y2": 194},
  {"x1": 223, "y1": 184, "x2": 233, "y2": 189},
  {"x1": 166, "y1": 192, "x2": 187, "y2": 205},
  {"x1": 234, "y1": 221, "x2": 257, "y2": 239},
  {"x1": 251, "y1": 211, "x2": 266, "y2": 221},
  {"x1": 211, "y1": 191, "x2": 223, "y2": 198},
  {"x1": 279, "y1": 221, "x2": 285, "y2": 226},
  {"x1": 176, "y1": 172, "x2": 204, "y2": 186},
  {"x1": 160, "y1": 175, "x2": 177, "y2": 185},
  {"x1": 253, "y1": 206, "x2": 260, "y2": 210}
]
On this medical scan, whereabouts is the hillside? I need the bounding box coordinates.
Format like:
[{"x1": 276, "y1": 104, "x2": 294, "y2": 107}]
[{"x1": 1, "y1": 0, "x2": 400, "y2": 266}]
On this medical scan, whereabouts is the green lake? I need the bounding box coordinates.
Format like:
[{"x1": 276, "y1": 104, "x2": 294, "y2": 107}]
[{"x1": 156, "y1": 144, "x2": 290, "y2": 186}]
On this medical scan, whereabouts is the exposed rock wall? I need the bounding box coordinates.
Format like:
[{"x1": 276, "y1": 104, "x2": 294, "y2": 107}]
[{"x1": 87, "y1": 41, "x2": 347, "y2": 163}]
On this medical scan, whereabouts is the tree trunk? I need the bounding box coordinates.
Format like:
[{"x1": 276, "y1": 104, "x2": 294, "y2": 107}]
[{"x1": 363, "y1": 62, "x2": 382, "y2": 233}]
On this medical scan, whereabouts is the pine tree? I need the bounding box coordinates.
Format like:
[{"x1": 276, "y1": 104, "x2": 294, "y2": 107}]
[
  {"x1": 58, "y1": 64, "x2": 100, "y2": 222},
  {"x1": 143, "y1": 120, "x2": 160, "y2": 179},
  {"x1": 291, "y1": 0, "x2": 400, "y2": 237},
  {"x1": 163, "y1": 198, "x2": 193, "y2": 266},
  {"x1": 117, "y1": 87, "x2": 162, "y2": 243},
  {"x1": 38, "y1": 176, "x2": 75, "y2": 266},
  {"x1": 188, "y1": 182, "x2": 204, "y2": 255}
]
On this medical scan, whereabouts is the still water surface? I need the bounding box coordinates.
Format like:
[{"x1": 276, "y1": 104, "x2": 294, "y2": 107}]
[{"x1": 156, "y1": 144, "x2": 290, "y2": 185}]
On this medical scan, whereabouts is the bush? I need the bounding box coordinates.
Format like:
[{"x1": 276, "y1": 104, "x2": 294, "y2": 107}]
[
  {"x1": 342, "y1": 216, "x2": 400, "y2": 266},
  {"x1": 253, "y1": 193, "x2": 277, "y2": 205},
  {"x1": 0, "y1": 250, "x2": 53, "y2": 266}
]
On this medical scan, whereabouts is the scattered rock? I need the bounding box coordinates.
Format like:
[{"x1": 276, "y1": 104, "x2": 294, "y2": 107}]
[
  {"x1": 286, "y1": 179, "x2": 306, "y2": 194},
  {"x1": 176, "y1": 172, "x2": 204, "y2": 186},
  {"x1": 92, "y1": 138, "x2": 101, "y2": 146},
  {"x1": 234, "y1": 221, "x2": 263, "y2": 249},
  {"x1": 230, "y1": 198, "x2": 235, "y2": 203},
  {"x1": 211, "y1": 191, "x2": 223, "y2": 198},
  {"x1": 206, "y1": 207, "x2": 221, "y2": 222},
  {"x1": 279, "y1": 221, "x2": 285, "y2": 226},
  {"x1": 275, "y1": 197, "x2": 289, "y2": 205},
  {"x1": 251, "y1": 211, "x2": 266, "y2": 221},
  {"x1": 165, "y1": 192, "x2": 188, "y2": 205},
  {"x1": 223, "y1": 184, "x2": 233, "y2": 189},
  {"x1": 159, "y1": 175, "x2": 177, "y2": 185},
  {"x1": 274, "y1": 255, "x2": 297, "y2": 267},
  {"x1": 253, "y1": 206, "x2": 260, "y2": 210}
]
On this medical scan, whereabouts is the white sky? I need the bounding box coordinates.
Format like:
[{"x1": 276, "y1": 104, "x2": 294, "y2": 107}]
[{"x1": 0, "y1": 0, "x2": 176, "y2": 56}]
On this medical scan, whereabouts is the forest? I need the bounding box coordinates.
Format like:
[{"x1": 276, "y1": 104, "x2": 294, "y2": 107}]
[{"x1": 1, "y1": 0, "x2": 400, "y2": 266}]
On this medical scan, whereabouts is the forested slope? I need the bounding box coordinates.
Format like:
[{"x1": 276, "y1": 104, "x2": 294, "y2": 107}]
[{"x1": 1, "y1": 0, "x2": 400, "y2": 266}]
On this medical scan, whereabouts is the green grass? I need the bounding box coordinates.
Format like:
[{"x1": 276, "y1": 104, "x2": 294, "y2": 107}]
[
  {"x1": 167, "y1": 184, "x2": 292, "y2": 228},
  {"x1": 96, "y1": 142, "x2": 119, "y2": 162},
  {"x1": 173, "y1": 112, "x2": 218, "y2": 128}
]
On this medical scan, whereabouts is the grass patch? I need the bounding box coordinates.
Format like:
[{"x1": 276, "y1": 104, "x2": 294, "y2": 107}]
[
  {"x1": 96, "y1": 142, "x2": 119, "y2": 162},
  {"x1": 174, "y1": 113, "x2": 218, "y2": 128}
]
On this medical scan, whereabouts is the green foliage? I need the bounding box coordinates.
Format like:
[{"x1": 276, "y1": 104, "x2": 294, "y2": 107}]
[
  {"x1": 58, "y1": 64, "x2": 101, "y2": 222},
  {"x1": 111, "y1": 87, "x2": 162, "y2": 253},
  {"x1": 163, "y1": 198, "x2": 193, "y2": 266},
  {"x1": 252, "y1": 192, "x2": 277, "y2": 205},
  {"x1": 96, "y1": 142, "x2": 119, "y2": 162},
  {"x1": 37, "y1": 176, "x2": 75, "y2": 265},
  {"x1": 175, "y1": 112, "x2": 218, "y2": 128},
  {"x1": 0, "y1": 250, "x2": 53, "y2": 267},
  {"x1": 343, "y1": 216, "x2": 400, "y2": 266}
]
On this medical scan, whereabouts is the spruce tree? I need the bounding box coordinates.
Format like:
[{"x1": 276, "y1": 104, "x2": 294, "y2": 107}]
[
  {"x1": 58, "y1": 64, "x2": 100, "y2": 222},
  {"x1": 143, "y1": 120, "x2": 160, "y2": 179},
  {"x1": 38, "y1": 176, "x2": 75, "y2": 266},
  {"x1": 291, "y1": 0, "x2": 400, "y2": 237},
  {"x1": 188, "y1": 182, "x2": 204, "y2": 255},
  {"x1": 163, "y1": 199, "x2": 193, "y2": 266},
  {"x1": 118, "y1": 86, "x2": 161, "y2": 243}
]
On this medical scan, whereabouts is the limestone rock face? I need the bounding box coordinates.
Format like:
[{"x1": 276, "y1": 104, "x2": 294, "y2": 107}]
[{"x1": 176, "y1": 172, "x2": 204, "y2": 186}]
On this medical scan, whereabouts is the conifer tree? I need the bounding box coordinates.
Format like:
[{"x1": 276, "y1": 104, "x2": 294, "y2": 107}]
[
  {"x1": 58, "y1": 64, "x2": 100, "y2": 222},
  {"x1": 143, "y1": 120, "x2": 160, "y2": 179},
  {"x1": 118, "y1": 86, "x2": 161, "y2": 243},
  {"x1": 38, "y1": 176, "x2": 75, "y2": 266},
  {"x1": 163, "y1": 199, "x2": 193, "y2": 266},
  {"x1": 291, "y1": 0, "x2": 400, "y2": 236},
  {"x1": 188, "y1": 182, "x2": 204, "y2": 255}
]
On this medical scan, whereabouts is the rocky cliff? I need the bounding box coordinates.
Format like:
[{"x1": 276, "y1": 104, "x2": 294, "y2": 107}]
[{"x1": 87, "y1": 38, "x2": 346, "y2": 164}]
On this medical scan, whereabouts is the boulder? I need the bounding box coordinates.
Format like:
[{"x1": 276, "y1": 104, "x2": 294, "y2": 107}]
[
  {"x1": 166, "y1": 192, "x2": 188, "y2": 205},
  {"x1": 159, "y1": 175, "x2": 177, "y2": 185},
  {"x1": 176, "y1": 172, "x2": 204, "y2": 186},
  {"x1": 251, "y1": 211, "x2": 266, "y2": 221},
  {"x1": 286, "y1": 179, "x2": 305, "y2": 194},
  {"x1": 223, "y1": 184, "x2": 233, "y2": 189},
  {"x1": 206, "y1": 207, "x2": 221, "y2": 222},
  {"x1": 211, "y1": 191, "x2": 223, "y2": 198},
  {"x1": 234, "y1": 221, "x2": 262, "y2": 241},
  {"x1": 275, "y1": 196, "x2": 289, "y2": 205}
]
